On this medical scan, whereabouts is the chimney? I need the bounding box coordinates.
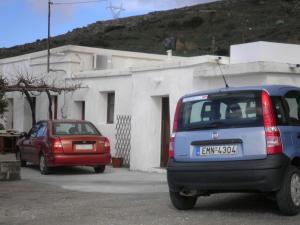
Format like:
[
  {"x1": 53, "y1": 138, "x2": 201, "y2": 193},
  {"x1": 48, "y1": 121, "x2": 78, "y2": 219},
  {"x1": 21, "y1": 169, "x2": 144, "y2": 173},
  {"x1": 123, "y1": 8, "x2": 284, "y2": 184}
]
[{"x1": 167, "y1": 50, "x2": 172, "y2": 60}]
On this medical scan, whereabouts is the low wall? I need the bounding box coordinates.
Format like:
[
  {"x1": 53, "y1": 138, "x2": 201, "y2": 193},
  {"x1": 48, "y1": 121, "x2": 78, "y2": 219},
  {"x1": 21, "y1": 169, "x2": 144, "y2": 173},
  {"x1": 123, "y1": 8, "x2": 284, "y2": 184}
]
[{"x1": 0, "y1": 154, "x2": 21, "y2": 181}]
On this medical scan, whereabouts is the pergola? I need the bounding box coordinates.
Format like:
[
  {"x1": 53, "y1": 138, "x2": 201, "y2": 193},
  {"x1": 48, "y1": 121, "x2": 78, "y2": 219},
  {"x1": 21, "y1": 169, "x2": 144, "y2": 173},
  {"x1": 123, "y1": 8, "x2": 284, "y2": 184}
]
[{"x1": 0, "y1": 76, "x2": 79, "y2": 125}]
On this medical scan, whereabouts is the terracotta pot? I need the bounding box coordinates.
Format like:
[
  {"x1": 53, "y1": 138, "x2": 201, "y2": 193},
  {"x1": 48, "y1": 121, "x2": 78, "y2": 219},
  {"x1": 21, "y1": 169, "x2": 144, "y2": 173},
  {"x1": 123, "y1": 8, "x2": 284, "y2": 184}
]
[{"x1": 111, "y1": 157, "x2": 123, "y2": 168}]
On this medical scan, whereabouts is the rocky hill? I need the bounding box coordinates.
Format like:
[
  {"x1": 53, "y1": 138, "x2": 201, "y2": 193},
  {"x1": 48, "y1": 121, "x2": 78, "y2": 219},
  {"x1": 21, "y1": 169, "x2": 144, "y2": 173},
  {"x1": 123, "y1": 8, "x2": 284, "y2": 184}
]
[{"x1": 1, "y1": 0, "x2": 300, "y2": 59}]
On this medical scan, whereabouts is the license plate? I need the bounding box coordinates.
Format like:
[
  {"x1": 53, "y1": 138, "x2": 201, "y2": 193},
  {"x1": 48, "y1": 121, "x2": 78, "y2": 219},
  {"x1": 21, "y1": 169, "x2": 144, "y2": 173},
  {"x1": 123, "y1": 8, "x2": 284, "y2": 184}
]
[
  {"x1": 195, "y1": 145, "x2": 237, "y2": 156},
  {"x1": 75, "y1": 144, "x2": 93, "y2": 150}
]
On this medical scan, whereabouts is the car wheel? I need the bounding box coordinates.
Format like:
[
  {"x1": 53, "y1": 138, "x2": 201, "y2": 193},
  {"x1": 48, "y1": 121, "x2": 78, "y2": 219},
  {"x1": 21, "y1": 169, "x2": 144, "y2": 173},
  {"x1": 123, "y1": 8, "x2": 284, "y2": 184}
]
[
  {"x1": 276, "y1": 165, "x2": 300, "y2": 216},
  {"x1": 39, "y1": 154, "x2": 50, "y2": 175},
  {"x1": 16, "y1": 151, "x2": 26, "y2": 167},
  {"x1": 94, "y1": 165, "x2": 105, "y2": 173},
  {"x1": 169, "y1": 190, "x2": 197, "y2": 210}
]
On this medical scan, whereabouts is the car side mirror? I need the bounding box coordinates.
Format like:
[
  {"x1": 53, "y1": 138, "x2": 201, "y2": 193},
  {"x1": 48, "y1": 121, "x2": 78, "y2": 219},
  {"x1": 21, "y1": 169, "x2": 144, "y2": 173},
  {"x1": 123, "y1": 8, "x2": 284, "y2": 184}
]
[{"x1": 20, "y1": 132, "x2": 28, "y2": 139}]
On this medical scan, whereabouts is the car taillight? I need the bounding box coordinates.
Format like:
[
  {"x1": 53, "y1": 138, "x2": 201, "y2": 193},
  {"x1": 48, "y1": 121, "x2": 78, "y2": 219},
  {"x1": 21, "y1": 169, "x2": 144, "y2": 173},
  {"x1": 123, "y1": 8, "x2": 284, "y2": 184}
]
[
  {"x1": 51, "y1": 137, "x2": 63, "y2": 153},
  {"x1": 169, "y1": 133, "x2": 175, "y2": 159},
  {"x1": 172, "y1": 98, "x2": 182, "y2": 133},
  {"x1": 261, "y1": 91, "x2": 282, "y2": 154},
  {"x1": 169, "y1": 99, "x2": 182, "y2": 159},
  {"x1": 104, "y1": 137, "x2": 110, "y2": 153}
]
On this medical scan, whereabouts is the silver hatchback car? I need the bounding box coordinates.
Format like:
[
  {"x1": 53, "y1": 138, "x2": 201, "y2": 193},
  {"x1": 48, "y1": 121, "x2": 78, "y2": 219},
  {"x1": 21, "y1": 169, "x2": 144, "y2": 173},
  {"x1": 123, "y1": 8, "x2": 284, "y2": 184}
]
[{"x1": 167, "y1": 85, "x2": 300, "y2": 215}]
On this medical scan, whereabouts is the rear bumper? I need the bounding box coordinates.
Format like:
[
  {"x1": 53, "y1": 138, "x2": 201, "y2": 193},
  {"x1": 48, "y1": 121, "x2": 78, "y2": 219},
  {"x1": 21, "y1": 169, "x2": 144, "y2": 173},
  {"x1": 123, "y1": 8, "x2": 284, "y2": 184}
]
[
  {"x1": 167, "y1": 155, "x2": 289, "y2": 193},
  {"x1": 47, "y1": 153, "x2": 111, "y2": 167}
]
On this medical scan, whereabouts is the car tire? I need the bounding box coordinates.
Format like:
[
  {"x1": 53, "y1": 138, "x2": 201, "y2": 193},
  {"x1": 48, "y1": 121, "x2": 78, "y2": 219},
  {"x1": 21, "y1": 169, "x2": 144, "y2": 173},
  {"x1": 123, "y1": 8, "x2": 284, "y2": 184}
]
[
  {"x1": 169, "y1": 190, "x2": 197, "y2": 210},
  {"x1": 16, "y1": 151, "x2": 26, "y2": 167},
  {"x1": 276, "y1": 165, "x2": 300, "y2": 216},
  {"x1": 39, "y1": 153, "x2": 50, "y2": 175},
  {"x1": 94, "y1": 165, "x2": 105, "y2": 173}
]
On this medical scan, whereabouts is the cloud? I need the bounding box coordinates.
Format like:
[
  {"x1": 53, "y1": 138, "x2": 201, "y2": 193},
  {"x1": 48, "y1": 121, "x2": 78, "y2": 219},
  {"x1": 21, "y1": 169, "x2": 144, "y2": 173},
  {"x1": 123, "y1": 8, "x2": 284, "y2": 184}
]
[
  {"x1": 26, "y1": 0, "x2": 46, "y2": 12},
  {"x1": 25, "y1": 0, "x2": 217, "y2": 21},
  {"x1": 124, "y1": 0, "x2": 218, "y2": 11},
  {"x1": 25, "y1": 0, "x2": 76, "y2": 21}
]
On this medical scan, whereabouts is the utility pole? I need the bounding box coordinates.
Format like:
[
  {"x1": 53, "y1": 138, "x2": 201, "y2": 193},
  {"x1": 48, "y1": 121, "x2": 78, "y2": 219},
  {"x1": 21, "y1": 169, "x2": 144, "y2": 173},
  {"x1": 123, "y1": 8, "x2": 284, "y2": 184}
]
[
  {"x1": 47, "y1": 0, "x2": 106, "y2": 73},
  {"x1": 47, "y1": 0, "x2": 52, "y2": 73}
]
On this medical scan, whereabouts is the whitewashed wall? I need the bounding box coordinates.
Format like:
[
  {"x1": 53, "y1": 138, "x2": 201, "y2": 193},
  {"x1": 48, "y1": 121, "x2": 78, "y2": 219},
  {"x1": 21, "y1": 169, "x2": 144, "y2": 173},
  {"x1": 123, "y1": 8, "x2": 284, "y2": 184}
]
[
  {"x1": 1, "y1": 42, "x2": 300, "y2": 172},
  {"x1": 130, "y1": 66, "x2": 195, "y2": 171},
  {"x1": 230, "y1": 41, "x2": 300, "y2": 65},
  {"x1": 68, "y1": 73, "x2": 132, "y2": 157},
  {"x1": 0, "y1": 45, "x2": 170, "y2": 134}
]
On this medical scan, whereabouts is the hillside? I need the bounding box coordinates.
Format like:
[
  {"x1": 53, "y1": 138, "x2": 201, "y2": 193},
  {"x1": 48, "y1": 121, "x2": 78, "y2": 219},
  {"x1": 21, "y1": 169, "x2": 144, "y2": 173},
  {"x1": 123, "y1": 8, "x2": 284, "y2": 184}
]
[{"x1": 1, "y1": 0, "x2": 300, "y2": 59}]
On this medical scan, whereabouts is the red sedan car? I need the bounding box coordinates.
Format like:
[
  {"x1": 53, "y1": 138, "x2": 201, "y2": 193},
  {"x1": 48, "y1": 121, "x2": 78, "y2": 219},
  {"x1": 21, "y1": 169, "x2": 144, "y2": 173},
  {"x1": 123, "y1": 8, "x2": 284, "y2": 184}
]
[{"x1": 16, "y1": 120, "x2": 111, "y2": 175}]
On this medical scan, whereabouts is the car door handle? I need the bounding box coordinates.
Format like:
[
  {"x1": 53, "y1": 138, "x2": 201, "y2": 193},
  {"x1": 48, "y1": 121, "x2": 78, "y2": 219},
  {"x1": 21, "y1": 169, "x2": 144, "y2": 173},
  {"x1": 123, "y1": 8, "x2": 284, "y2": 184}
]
[{"x1": 297, "y1": 133, "x2": 300, "y2": 139}]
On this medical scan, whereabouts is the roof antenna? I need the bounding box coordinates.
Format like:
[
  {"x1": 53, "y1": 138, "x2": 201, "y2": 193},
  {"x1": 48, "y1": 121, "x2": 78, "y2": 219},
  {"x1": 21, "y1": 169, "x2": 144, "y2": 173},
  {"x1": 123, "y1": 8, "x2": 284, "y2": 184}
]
[{"x1": 216, "y1": 57, "x2": 229, "y2": 88}]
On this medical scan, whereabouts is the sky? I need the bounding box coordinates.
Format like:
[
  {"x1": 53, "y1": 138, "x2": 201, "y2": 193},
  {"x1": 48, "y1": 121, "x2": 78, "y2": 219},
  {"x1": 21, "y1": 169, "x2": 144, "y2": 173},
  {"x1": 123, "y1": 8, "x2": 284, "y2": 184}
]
[{"x1": 0, "y1": 0, "x2": 217, "y2": 48}]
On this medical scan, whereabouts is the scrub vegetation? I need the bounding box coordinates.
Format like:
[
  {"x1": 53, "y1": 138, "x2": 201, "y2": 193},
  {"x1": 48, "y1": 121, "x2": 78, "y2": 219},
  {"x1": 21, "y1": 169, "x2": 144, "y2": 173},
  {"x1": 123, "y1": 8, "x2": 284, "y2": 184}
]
[
  {"x1": 0, "y1": 77, "x2": 7, "y2": 129},
  {"x1": 0, "y1": 0, "x2": 299, "y2": 58}
]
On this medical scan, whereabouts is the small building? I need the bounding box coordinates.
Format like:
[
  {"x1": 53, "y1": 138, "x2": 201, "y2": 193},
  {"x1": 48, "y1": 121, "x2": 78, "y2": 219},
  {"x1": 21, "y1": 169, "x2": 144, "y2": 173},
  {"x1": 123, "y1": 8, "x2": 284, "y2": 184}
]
[{"x1": 1, "y1": 41, "x2": 300, "y2": 172}]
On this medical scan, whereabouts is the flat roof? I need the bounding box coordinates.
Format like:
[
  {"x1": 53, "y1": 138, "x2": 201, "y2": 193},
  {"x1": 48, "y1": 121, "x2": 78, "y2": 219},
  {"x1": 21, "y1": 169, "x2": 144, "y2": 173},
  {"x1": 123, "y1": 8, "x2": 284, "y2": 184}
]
[{"x1": 184, "y1": 85, "x2": 300, "y2": 98}]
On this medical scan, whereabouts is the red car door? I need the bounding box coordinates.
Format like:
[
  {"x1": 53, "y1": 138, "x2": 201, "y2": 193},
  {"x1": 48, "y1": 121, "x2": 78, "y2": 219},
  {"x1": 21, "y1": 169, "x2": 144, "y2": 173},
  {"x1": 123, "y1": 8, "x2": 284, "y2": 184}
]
[
  {"x1": 20, "y1": 125, "x2": 38, "y2": 163},
  {"x1": 30, "y1": 122, "x2": 48, "y2": 164},
  {"x1": 20, "y1": 138, "x2": 32, "y2": 162}
]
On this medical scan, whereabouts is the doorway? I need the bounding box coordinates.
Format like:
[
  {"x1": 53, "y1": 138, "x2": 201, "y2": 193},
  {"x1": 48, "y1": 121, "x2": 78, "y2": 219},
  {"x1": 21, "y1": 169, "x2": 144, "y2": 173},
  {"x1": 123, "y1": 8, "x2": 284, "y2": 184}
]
[
  {"x1": 73, "y1": 101, "x2": 85, "y2": 120},
  {"x1": 24, "y1": 97, "x2": 36, "y2": 131},
  {"x1": 160, "y1": 97, "x2": 170, "y2": 167},
  {"x1": 51, "y1": 95, "x2": 58, "y2": 119}
]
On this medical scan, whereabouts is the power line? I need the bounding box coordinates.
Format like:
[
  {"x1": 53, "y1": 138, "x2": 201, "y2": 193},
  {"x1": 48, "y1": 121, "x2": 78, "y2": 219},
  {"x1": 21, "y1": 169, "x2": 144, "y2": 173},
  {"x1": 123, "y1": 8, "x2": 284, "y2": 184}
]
[{"x1": 51, "y1": 0, "x2": 106, "y2": 5}]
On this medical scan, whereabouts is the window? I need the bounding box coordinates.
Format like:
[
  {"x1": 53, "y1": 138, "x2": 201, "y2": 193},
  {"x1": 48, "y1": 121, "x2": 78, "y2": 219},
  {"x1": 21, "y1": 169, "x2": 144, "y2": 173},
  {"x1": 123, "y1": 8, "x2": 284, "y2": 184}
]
[
  {"x1": 272, "y1": 97, "x2": 288, "y2": 125},
  {"x1": 107, "y1": 92, "x2": 115, "y2": 124},
  {"x1": 29, "y1": 124, "x2": 39, "y2": 138},
  {"x1": 53, "y1": 122, "x2": 100, "y2": 136},
  {"x1": 51, "y1": 96, "x2": 58, "y2": 119},
  {"x1": 93, "y1": 55, "x2": 112, "y2": 70},
  {"x1": 29, "y1": 121, "x2": 47, "y2": 138},
  {"x1": 36, "y1": 122, "x2": 48, "y2": 137},
  {"x1": 179, "y1": 91, "x2": 263, "y2": 131},
  {"x1": 81, "y1": 101, "x2": 85, "y2": 120},
  {"x1": 283, "y1": 91, "x2": 300, "y2": 125}
]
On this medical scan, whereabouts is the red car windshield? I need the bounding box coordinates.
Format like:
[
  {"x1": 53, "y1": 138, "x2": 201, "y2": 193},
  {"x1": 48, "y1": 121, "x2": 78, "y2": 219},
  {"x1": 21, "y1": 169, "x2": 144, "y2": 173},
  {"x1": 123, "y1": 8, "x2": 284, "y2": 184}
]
[{"x1": 53, "y1": 122, "x2": 100, "y2": 136}]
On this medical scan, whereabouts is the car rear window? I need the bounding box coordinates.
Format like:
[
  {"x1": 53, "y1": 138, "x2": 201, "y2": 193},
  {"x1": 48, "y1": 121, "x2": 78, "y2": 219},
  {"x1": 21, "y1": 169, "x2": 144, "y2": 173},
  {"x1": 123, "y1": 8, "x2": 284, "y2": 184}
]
[
  {"x1": 53, "y1": 122, "x2": 100, "y2": 135},
  {"x1": 178, "y1": 91, "x2": 263, "y2": 131}
]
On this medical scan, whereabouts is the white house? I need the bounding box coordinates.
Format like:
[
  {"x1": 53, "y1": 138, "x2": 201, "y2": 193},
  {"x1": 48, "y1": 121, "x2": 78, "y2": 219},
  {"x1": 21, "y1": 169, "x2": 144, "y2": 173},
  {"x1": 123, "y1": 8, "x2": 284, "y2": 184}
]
[{"x1": 1, "y1": 41, "x2": 300, "y2": 172}]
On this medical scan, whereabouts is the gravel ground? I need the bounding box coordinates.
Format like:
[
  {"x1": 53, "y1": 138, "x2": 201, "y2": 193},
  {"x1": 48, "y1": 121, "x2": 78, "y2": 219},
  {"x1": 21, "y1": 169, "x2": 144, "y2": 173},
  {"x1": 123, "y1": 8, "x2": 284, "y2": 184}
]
[{"x1": 1, "y1": 166, "x2": 300, "y2": 225}]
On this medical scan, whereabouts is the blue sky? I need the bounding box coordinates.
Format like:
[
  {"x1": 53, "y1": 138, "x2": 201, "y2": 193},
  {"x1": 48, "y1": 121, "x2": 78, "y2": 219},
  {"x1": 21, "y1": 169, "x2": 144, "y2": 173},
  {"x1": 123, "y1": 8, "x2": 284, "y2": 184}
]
[{"x1": 0, "y1": 0, "x2": 217, "y2": 48}]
